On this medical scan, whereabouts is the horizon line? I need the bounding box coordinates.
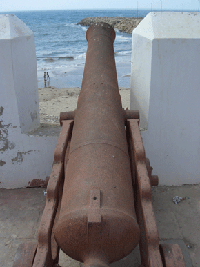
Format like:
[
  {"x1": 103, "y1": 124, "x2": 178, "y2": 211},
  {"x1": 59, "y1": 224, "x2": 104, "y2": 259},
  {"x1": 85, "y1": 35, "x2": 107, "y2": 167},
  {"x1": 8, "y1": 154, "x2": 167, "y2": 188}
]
[{"x1": 1, "y1": 8, "x2": 199, "y2": 13}]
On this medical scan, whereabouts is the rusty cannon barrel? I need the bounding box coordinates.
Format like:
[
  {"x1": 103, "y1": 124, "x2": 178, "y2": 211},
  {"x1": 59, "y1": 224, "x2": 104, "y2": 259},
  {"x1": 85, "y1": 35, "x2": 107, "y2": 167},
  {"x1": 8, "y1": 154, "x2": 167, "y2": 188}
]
[{"x1": 54, "y1": 23, "x2": 140, "y2": 267}]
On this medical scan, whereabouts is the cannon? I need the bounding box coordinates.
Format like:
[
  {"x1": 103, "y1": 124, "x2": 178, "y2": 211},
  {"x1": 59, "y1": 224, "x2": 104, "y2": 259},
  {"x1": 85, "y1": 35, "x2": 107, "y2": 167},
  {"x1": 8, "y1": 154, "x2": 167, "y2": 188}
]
[{"x1": 13, "y1": 23, "x2": 186, "y2": 267}]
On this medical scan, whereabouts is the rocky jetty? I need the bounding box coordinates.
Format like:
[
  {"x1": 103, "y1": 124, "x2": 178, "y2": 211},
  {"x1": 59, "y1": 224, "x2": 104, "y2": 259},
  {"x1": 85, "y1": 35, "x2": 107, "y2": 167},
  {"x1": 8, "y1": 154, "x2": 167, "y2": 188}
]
[{"x1": 77, "y1": 17, "x2": 143, "y2": 34}]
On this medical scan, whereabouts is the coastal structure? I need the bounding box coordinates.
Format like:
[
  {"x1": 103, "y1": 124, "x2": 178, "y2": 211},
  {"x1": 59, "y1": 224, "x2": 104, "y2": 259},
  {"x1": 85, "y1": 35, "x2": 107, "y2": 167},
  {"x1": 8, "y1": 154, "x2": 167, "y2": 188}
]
[
  {"x1": 131, "y1": 12, "x2": 200, "y2": 185},
  {"x1": 0, "y1": 14, "x2": 57, "y2": 188},
  {"x1": 77, "y1": 17, "x2": 143, "y2": 34}
]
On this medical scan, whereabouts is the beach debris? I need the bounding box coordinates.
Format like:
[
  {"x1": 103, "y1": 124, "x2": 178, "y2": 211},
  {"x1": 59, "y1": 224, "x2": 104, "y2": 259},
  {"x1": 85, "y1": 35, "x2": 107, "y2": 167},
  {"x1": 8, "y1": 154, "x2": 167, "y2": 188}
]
[
  {"x1": 172, "y1": 196, "x2": 186, "y2": 204},
  {"x1": 186, "y1": 243, "x2": 193, "y2": 249},
  {"x1": 43, "y1": 190, "x2": 47, "y2": 196}
]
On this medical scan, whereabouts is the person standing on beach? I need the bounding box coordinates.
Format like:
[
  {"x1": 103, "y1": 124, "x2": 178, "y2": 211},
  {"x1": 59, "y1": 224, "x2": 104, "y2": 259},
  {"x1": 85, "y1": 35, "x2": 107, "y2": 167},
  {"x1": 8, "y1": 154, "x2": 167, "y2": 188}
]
[
  {"x1": 47, "y1": 72, "x2": 50, "y2": 87},
  {"x1": 44, "y1": 72, "x2": 47, "y2": 87},
  {"x1": 44, "y1": 72, "x2": 50, "y2": 87}
]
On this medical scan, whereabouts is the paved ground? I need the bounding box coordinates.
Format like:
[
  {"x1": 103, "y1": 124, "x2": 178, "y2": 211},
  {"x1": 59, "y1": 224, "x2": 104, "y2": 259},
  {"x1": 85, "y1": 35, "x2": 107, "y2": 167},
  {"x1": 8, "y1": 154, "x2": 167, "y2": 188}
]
[{"x1": 0, "y1": 185, "x2": 199, "y2": 267}]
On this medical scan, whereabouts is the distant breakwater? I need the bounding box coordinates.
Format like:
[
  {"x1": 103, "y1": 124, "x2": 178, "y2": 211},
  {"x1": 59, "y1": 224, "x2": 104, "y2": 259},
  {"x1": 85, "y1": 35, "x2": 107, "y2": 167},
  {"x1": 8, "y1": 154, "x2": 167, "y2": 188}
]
[{"x1": 77, "y1": 17, "x2": 143, "y2": 34}]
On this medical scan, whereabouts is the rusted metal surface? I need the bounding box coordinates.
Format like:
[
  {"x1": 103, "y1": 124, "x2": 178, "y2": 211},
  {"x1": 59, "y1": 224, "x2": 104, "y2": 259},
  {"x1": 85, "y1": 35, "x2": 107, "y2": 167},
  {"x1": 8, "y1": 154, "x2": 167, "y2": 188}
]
[
  {"x1": 60, "y1": 109, "x2": 139, "y2": 124},
  {"x1": 13, "y1": 242, "x2": 37, "y2": 267},
  {"x1": 32, "y1": 120, "x2": 73, "y2": 267},
  {"x1": 126, "y1": 119, "x2": 163, "y2": 267},
  {"x1": 150, "y1": 175, "x2": 159, "y2": 186},
  {"x1": 60, "y1": 110, "x2": 76, "y2": 125},
  {"x1": 146, "y1": 158, "x2": 159, "y2": 186},
  {"x1": 124, "y1": 109, "x2": 139, "y2": 120},
  {"x1": 53, "y1": 120, "x2": 73, "y2": 163},
  {"x1": 27, "y1": 177, "x2": 49, "y2": 188},
  {"x1": 159, "y1": 243, "x2": 186, "y2": 267},
  {"x1": 54, "y1": 23, "x2": 140, "y2": 267}
]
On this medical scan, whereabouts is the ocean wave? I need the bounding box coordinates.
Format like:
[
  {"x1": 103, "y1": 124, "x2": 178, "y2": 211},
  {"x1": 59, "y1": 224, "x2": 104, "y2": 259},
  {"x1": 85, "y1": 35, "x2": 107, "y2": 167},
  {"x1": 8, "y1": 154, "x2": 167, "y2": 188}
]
[
  {"x1": 81, "y1": 26, "x2": 88, "y2": 32},
  {"x1": 65, "y1": 22, "x2": 88, "y2": 32},
  {"x1": 38, "y1": 56, "x2": 74, "y2": 62},
  {"x1": 65, "y1": 22, "x2": 77, "y2": 27},
  {"x1": 74, "y1": 53, "x2": 86, "y2": 59},
  {"x1": 115, "y1": 35, "x2": 132, "y2": 42},
  {"x1": 116, "y1": 50, "x2": 131, "y2": 56},
  {"x1": 39, "y1": 67, "x2": 51, "y2": 71}
]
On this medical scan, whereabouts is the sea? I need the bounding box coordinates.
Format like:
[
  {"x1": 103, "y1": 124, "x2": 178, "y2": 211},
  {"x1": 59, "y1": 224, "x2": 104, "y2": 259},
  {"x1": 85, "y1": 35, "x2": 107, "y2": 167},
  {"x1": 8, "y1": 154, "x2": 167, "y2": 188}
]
[{"x1": 3, "y1": 9, "x2": 197, "y2": 88}]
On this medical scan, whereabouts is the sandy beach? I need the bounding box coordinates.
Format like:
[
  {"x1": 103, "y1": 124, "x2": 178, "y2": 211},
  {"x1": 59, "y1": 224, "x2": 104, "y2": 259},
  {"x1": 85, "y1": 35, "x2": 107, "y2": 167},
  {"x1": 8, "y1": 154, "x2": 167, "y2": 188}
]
[{"x1": 38, "y1": 86, "x2": 130, "y2": 125}]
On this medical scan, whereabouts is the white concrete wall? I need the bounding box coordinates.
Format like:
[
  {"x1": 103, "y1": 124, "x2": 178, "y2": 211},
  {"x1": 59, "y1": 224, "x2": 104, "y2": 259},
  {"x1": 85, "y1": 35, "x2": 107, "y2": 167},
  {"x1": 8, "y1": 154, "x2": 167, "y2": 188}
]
[
  {"x1": 0, "y1": 14, "x2": 39, "y2": 133},
  {"x1": 0, "y1": 14, "x2": 58, "y2": 188},
  {"x1": 131, "y1": 34, "x2": 152, "y2": 130},
  {"x1": 0, "y1": 127, "x2": 57, "y2": 188},
  {"x1": 131, "y1": 12, "x2": 200, "y2": 185}
]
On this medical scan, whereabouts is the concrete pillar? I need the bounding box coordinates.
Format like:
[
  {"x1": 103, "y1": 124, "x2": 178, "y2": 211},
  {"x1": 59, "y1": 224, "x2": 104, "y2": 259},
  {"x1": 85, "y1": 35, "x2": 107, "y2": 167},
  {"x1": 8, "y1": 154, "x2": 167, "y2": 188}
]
[
  {"x1": 0, "y1": 14, "x2": 39, "y2": 133},
  {"x1": 131, "y1": 12, "x2": 200, "y2": 185},
  {"x1": 0, "y1": 15, "x2": 58, "y2": 188}
]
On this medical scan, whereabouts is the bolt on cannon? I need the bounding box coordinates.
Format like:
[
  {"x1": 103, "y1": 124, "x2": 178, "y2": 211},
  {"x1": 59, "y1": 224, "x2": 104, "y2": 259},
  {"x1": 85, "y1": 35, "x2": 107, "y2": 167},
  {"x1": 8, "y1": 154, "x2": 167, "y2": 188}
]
[{"x1": 13, "y1": 23, "x2": 186, "y2": 267}]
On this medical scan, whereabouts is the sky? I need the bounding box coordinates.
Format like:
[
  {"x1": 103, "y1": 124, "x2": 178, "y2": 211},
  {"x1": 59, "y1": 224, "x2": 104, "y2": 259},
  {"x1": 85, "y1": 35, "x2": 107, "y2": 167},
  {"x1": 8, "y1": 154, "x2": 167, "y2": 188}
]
[{"x1": 0, "y1": 0, "x2": 200, "y2": 12}]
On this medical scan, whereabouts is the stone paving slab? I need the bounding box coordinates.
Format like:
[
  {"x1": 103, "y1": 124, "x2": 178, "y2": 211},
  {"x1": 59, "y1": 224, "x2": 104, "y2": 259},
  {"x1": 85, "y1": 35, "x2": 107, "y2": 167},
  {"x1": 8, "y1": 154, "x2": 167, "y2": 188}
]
[
  {"x1": 152, "y1": 184, "x2": 200, "y2": 267},
  {"x1": 159, "y1": 239, "x2": 192, "y2": 267},
  {"x1": 0, "y1": 185, "x2": 198, "y2": 267}
]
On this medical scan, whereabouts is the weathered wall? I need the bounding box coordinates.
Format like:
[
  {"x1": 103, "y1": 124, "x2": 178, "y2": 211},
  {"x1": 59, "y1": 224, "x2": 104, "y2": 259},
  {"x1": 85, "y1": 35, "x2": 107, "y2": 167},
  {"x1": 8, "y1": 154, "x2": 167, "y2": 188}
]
[
  {"x1": 130, "y1": 12, "x2": 200, "y2": 185},
  {"x1": 0, "y1": 14, "x2": 40, "y2": 133},
  {"x1": 0, "y1": 14, "x2": 57, "y2": 188}
]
